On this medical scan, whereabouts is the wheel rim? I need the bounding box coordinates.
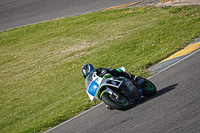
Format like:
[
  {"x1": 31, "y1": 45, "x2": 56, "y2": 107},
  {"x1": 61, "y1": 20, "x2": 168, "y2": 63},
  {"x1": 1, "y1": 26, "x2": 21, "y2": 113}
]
[
  {"x1": 105, "y1": 93, "x2": 129, "y2": 105},
  {"x1": 144, "y1": 82, "x2": 155, "y2": 90}
]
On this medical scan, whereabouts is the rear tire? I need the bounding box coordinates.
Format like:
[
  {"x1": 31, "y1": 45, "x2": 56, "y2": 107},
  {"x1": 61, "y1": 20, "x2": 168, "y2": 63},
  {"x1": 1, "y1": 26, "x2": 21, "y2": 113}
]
[
  {"x1": 101, "y1": 93, "x2": 131, "y2": 110},
  {"x1": 141, "y1": 80, "x2": 157, "y2": 97}
]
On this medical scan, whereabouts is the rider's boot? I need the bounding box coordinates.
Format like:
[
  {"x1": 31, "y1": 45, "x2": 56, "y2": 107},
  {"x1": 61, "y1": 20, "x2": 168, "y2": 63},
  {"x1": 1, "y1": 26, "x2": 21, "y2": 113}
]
[
  {"x1": 132, "y1": 76, "x2": 147, "y2": 88},
  {"x1": 106, "y1": 105, "x2": 113, "y2": 110}
]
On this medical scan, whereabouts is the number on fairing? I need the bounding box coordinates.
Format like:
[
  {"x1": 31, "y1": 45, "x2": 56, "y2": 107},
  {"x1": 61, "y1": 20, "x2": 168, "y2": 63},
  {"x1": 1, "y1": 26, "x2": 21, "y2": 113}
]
[{"x1": 88, "y1": 81, "x2": 99, "y2": 96}]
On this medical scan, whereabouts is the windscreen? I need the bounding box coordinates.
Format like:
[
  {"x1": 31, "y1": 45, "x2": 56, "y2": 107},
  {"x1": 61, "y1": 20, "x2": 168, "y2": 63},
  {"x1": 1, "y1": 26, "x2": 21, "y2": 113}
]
[{"x1": 85, "y1": 72, "x2": 94, "y2": 89}]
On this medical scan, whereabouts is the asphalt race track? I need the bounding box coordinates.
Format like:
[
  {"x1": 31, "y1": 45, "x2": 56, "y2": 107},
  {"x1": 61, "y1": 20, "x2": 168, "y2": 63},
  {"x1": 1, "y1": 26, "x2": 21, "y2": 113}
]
[
  {"x1": 0, "y1": 0, "x2": 162, "y2": 32},
  {"x1": 0, "y1": 0, "x2": 149, "y2": 31},
  {"x1": 45, "y1": 50, "x2": 200, "y2": 133}
]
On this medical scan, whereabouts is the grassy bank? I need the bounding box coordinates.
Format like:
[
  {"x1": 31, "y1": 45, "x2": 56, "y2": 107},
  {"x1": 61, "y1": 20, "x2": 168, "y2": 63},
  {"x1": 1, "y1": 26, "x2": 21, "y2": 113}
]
[{"x1": 0, "y1": 5, "x2": 199, "y2": 132}]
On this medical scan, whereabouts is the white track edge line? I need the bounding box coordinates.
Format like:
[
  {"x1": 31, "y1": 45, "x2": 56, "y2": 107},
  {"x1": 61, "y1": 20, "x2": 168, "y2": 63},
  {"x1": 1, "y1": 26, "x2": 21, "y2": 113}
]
[
  {"x1": 44, "y1": 48, "x2": 200, "y2": 133},
  {"x1": 44, "y1": 103, "x2": 103, "y2": 133},
  {"x1": 147, "y1": 48, "x2": 200, "y2": 79}
]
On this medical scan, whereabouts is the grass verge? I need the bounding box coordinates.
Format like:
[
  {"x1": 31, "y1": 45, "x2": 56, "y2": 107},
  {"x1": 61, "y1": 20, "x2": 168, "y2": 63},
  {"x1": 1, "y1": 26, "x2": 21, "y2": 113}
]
[{"x1": 0, "y1": 5, "x2": 200, "y2": 133}]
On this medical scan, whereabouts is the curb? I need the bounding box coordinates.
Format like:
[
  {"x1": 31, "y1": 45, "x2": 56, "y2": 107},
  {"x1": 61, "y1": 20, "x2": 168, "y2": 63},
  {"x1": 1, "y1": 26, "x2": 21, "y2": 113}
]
[
  {"x1": 148, "y1": 38, "x2": 200, "y2": 73},
  {"x1": 156, "y1": 0, "x2": 177, "y2": 4},
  {"x1": 101, "y1": 1, "x2": 143, "y2": 11},
  {"x1": 156, "y1": 0, "x2": 200, "y2": 6}
]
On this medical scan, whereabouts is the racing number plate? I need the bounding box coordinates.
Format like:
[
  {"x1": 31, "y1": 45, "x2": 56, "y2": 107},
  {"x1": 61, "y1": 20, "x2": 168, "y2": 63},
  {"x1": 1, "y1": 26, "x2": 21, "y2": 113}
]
[{"x1": 88, "y1": 81, "x2": 99, "y2": 96}]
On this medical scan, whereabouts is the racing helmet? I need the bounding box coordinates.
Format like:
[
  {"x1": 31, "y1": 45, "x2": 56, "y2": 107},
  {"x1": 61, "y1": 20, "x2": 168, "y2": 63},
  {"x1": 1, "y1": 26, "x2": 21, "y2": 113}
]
[{"x1": 81, "y1": 63, "x2": 95, "y2": 78}]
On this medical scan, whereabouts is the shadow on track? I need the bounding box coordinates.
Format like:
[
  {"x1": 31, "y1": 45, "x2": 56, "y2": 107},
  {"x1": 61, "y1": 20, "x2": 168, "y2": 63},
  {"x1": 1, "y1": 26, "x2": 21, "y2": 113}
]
[{"x1": 130, "y1": 83, "x2": 178, "y2": 109}]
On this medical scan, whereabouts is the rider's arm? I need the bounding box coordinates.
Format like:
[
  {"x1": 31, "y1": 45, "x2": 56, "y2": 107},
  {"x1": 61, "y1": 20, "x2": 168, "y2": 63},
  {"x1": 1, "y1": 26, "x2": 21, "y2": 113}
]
[
  {"x1": 95, "y1": 67, "x2": 108, "y2": 76},
  {"x1": 97, "y1": 67, "x2": 141, "y2": 82},
  {"x1": 107, "y1": 68, "x2": 136, "y2": 79}
]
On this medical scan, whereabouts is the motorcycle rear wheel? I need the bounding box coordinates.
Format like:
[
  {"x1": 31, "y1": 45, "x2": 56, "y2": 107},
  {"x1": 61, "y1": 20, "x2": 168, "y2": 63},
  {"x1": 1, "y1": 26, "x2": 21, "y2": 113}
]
[{"x1": 101, "y1": 93, "x2": 131, "y2": 110}]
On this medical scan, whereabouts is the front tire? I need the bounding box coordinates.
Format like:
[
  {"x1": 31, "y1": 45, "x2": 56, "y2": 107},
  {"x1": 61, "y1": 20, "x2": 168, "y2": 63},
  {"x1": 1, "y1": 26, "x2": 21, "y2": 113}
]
[
  {"x1": 101, "y1": 93, "x2": 131, "y2": 110},
  {"x1": 141, "y1": 80, "x2": 157, "y2": 97}
]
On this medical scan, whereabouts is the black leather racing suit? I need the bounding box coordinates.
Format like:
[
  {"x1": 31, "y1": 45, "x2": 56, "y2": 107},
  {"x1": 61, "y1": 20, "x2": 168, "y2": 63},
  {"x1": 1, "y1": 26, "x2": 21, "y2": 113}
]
[
  {"x1": 95, "y1": 67, "x2": 146, "y2": 87},
  {"x1": 95, "y1": 67, "x2": 136, "y2": 80}
]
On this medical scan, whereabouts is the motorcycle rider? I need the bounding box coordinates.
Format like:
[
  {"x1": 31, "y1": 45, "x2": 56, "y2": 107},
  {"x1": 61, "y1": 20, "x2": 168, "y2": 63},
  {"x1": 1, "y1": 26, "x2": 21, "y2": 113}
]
[{"x1": 81, "y1": 63, "x2": 146, "y2": 87}]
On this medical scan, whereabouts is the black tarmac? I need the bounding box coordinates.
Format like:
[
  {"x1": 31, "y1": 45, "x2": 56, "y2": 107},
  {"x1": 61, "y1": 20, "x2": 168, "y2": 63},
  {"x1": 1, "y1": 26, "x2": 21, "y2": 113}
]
[{"x1": 0, "y1": 0, "x2": 140, "y2": 31}]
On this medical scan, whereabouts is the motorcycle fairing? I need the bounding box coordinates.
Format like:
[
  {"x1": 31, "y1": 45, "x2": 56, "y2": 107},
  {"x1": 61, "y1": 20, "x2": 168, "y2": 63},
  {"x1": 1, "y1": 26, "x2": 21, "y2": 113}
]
[
  {"x1": 88, "y1": 81, "x2": 99, "y2": 97},
  {"x1": 96, "y1": 78, "x2": 123, "y2": 100},
  {"x1": 86, "y1": 74, "x2": 103, "y2": 101}
]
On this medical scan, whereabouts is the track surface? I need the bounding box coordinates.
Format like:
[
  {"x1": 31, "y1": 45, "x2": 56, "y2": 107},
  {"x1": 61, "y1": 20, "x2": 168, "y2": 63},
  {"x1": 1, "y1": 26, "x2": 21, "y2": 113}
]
[
  {"x1": 0, "y1": 0, "x2": 162, "y2": 32},
  {"x1": 0, "y1": 0, "x2": 144, "y2": 31},
  {"x1": 46, "y1": 50, "x2": 200, "y2": 133}
]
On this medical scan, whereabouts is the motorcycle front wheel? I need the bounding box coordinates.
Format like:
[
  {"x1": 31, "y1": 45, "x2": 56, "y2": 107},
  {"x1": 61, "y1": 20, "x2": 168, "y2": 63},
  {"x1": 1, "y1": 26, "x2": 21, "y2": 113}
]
[{"x1": 101, "y1": 93, "x2": 131, "y2": 110}]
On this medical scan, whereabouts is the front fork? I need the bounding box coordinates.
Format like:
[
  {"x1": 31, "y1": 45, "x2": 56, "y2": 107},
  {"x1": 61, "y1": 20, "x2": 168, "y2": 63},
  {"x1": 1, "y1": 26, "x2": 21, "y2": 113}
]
[
  {"x1": 100, "y1": 88, "x2": 120, "y2": 100},
  {"x1": 100, "y1": 88, "x2": 143, "y2": 103}
]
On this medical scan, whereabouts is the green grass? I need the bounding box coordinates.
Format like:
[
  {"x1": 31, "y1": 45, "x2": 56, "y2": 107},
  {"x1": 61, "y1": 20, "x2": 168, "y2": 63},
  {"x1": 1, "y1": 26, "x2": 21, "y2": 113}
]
[{"x1": 0, "y1": 5, "x2": 200, "y2": 133}]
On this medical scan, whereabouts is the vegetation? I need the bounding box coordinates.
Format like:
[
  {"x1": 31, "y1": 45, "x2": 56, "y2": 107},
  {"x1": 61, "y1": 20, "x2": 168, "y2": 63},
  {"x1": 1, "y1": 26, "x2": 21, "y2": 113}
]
[{"x1": 0, "y1": 5, "x2": 199, "y2": 132}]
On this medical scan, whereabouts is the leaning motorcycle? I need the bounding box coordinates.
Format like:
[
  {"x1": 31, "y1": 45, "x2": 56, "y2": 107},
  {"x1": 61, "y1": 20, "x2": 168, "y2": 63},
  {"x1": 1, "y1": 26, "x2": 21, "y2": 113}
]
[{"x1": 85, "y1": 68, "x2": 157, "y2": 110}]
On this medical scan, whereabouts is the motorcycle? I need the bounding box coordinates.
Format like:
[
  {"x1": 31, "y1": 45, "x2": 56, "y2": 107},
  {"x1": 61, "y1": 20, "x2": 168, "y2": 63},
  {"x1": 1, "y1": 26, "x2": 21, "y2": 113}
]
[{"x1": 85, "y1": 67, "x2": 157, "y2": 110}]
